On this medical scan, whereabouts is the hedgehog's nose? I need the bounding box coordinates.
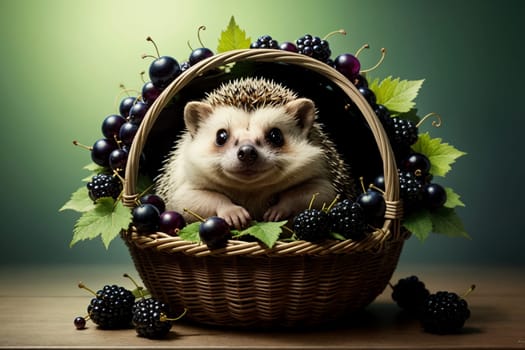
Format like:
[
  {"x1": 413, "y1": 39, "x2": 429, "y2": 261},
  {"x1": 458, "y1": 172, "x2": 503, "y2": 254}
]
[{"x1": 237, "y1": 144, "x2": 258, "y2": 164}]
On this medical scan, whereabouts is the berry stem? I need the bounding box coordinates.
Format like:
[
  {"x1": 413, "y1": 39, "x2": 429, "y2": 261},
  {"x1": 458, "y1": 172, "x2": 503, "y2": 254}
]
[
  {"x1": 416, "y1": 112, "x2": 442, "y2": 128},
  {"x1": 146, "y1": 36, "x2": 160, "y2": 58},
  {"x1": 369, "y1": 184, "x2": 385, "y2": 195},
  {"x1": 322, "y1": 29, "x2": 347, "y2": 41},
  {"x1": 141, "y1": 53, "x2": 158, "y2": 60},
  {"x1": 463, "y1": 284, "x2": 476, "y2": 298},
  {"x1": 308, "y1": 193, "x2": 319, "y2": 210},
  {"x1": 72, "y1": 140, "x2": 92, "y2": 151},
  {"x1": 159, "y1": 308, "x2": 188, "y2": 322},
  {"x1": 197, "y1": 25, "x2": 207, "y2": 47},
  {"x1": 78, "y1": 282, "x2": 98, "y2": 297},
  {"x1": 355, "y1": 43, "x2": 370, "y2": 58},
  {"x1": 325, "y1": 194, "x2": 341, "y2": 212},
  {"x1": 359, "y1": 176, "x2": 367, "y2": 194},
  {"x1": 360, "y1": 48, "x2": 387, "y2": 73}
]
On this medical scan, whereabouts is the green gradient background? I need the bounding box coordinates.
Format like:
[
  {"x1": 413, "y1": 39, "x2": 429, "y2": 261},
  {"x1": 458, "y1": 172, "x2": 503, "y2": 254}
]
[{"x1": 0, "y1": 0, "x2": 523, "y2": 266}]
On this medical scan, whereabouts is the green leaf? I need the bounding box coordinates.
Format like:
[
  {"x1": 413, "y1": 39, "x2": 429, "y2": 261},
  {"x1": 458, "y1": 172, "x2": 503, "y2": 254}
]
[
  {"x1": 217, "y1": 16, "x2": 251, "y2": 53},
  {"x1": 234, "y1": 221, "x2": 286, "y2": 248},
  {"x1": 412, "y1": 132, "x2": 467, "y2": 177},
  {"x1": 444, "y1": 187, "x2": 465, "y2": 208},
  {"x1": 83, "y1": 163, "x2": 106, "y2": 173},
  {"x1": 430, "y1": 207, "x2": 471, "y2": 239},
  {"x1": 402, "y1": 209, "x2": 433, "y2": 241},
  {"x1": 369, "y1": 76, "x2": 424, "y2": 113},
  {"x1": 59, "y1": 186, "x2": 95, "y2": 213},
  {"x1": 70, "y1": 198, "x2": 132, "y2": 249},
  {"x1": 178, "y1": 222, "x2": 202, "y2": 242}
]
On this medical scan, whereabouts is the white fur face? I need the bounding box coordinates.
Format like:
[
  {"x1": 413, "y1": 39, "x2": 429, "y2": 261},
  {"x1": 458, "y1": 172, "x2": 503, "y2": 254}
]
[{"x1": 182, "y1": 99, "x2": 324, "y2": 189}]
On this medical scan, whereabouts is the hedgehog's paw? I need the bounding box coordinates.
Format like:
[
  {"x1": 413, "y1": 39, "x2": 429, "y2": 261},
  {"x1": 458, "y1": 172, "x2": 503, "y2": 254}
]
[{"x1": 217, "y1": 204, "x2": 251, "y2": 230}]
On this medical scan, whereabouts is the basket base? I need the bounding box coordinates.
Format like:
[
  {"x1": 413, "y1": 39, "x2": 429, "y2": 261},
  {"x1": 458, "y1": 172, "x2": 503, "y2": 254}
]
[{"x1": 126, "y1": 237, "x2": 405, "y2": 328}]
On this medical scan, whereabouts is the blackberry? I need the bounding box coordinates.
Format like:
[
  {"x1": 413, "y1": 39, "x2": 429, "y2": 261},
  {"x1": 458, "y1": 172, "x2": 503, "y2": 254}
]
[
  {"x1": 420, "y1": 291, "x2": 471, "y2": 334},
  {"x1": 296, "y1": 34, "x2": 331, "y2": 62},
  {"x1": 84, "y1": 284, "x2": 135, "y2": 329},
  {"x1": 250, "y1": 35, "x2": 279, "y2": 49},
  {"x1": 391, "y1": 275, "x2": 430, "y2": 314},
  {"x1": 86, "y1": 173, "x2": 122, "y2": 201},
  {"x1": 398, "y1": 170, "x2": 424, "y2": 209},
  {"x1": 132, "y1": 298, "x2": 172, "y2": 339},
  {"x1": 328, "y1": 199, "x2": 367, "y2": 240},
  {"x1": 293, "y1": 208, "x2": 331, "y2": 242},
  {"x1": 391, "y1": 117, "x2": 419, "y2": 148}
]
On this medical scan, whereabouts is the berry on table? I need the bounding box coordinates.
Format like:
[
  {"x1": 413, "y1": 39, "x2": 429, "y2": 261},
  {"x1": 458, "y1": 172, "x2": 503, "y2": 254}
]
[
  {"x1": 420, "y1": 289, "x2": 473, "y2": 334},
  {"x1": 125, "y1": 273, "x2": 187, "y2": 339},
  {"x1": 73, "y1": 316, "x2": 87, "y2": 330},
  {"x1": 78, "y1": 282, "x2": 135, "y2": 329},
  {"x1": 390, "y1": 275, "x2": 430, "y2": 314}
]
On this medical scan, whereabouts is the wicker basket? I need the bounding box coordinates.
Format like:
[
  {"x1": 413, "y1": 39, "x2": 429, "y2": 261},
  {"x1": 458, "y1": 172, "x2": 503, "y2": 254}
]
[{"x1": 121, "y1": 49, "x2": 406, "y2": 328}]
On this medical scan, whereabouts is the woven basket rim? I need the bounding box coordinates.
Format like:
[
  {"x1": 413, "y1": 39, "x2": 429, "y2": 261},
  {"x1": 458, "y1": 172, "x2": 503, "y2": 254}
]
[{"x1": 122, "y1": 48, "x2": 403, "y2": 254}]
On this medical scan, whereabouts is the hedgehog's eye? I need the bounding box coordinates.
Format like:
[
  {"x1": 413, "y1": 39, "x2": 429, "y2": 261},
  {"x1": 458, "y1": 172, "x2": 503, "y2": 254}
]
[
  {"x1": 215, "y1": 129, "x2": 229, "y2": 146},
  {"x1": 266, "y1": 128, "x2": 284, "y2": 147}
]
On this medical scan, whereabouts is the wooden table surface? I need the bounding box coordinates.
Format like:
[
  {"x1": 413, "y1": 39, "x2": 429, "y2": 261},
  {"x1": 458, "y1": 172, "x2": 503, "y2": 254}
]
[{"x1": 0, "y1": 261, "x2": 523, "y2": 349}]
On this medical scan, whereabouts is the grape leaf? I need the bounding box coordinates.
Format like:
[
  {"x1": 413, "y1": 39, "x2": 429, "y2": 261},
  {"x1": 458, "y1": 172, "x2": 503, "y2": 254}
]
[
  {"x1": 177, "y1": 222, "x2": 201, "y2": 242},
  {"x1": 444, "y1": 187, "x2": 465, "y2": 208},
  {"x1": 403, "y1": 206, "x2": 470, "y2": 241},
  {"x1": 217, "y1": 16, "x2": 251, "y2": 53},
  {"x1": 412, "y1": 132, "x2": 467, "y2": 177},
  {"x1": 430, "y1": 207, "x2": 471, "y2": 239},
  {"x1": 59, "y1": 186, "x2": 95, "y2": 213},
  {"x1": 234, "y1": 221, "x2": 286, "y2": 248},
  {"x1": 369, "y1": 76, "x2": 424, "y2": 113},
  {"x1": 70, "y1": 198, "x2": 132, "y2": 248},
  {"x1": 402, "y1": 209, "x2": 433, "y2": 241}
]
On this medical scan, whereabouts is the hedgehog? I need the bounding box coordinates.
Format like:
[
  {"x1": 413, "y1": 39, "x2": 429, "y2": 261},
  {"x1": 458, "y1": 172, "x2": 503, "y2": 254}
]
[{"x1": 154, "y1": 77, "x2": 356, "y2": 229}]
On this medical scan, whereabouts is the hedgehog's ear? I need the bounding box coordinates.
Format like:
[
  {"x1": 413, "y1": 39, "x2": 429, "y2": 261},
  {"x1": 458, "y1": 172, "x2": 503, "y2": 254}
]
[
  {"x1": 284, "y1": 98, "x2": 316, "y2": 136},
  {"x1": 184, "y1": 101, "x2": 214, "y2": 137}
]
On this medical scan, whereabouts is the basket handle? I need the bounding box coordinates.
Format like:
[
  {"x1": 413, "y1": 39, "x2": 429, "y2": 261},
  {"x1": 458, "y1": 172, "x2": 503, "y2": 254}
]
[{"x1": 123, "y1": 49, "x2": 402, "y2": 237}]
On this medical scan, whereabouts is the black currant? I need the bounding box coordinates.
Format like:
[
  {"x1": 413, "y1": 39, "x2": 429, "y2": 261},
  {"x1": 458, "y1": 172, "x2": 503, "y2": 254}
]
[
  {"x1": 199, "y1": 216, "x2": 231, "y2": 250},
  {"x1": 159, "y1": 211, "x2": 186, "y2": 236},
  {"x1": 132, "y1": 204, "x2": 161, "y2": 232}
]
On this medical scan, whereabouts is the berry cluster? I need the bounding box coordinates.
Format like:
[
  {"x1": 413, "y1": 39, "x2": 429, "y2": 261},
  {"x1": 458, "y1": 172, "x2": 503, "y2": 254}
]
[
  {"x1": 293, "y1": 192, "x2": 385, "y2": 242},
  {"x1": 250, "y1": 32, "x2": 364, "y2": 83},
  {"x1": 75, "y1": 275, "x2": 186, "y2": 339},
  {"x1": 390, "y1": 275, "x2": 473, "y2": 334}
]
